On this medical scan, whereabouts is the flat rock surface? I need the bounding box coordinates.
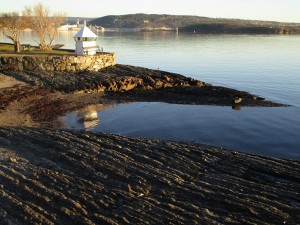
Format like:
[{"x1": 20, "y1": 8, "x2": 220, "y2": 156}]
[{"x1": 0, "y1": 127, "x2": 299, "y2": 224}]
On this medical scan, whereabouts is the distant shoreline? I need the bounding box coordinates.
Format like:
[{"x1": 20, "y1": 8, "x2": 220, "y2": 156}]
[{"x1": 85, "y1": 14, "x2": 300, "y2": 34}]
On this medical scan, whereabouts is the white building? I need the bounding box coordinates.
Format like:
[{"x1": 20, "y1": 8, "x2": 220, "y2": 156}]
[
  {"x1": 73, "y1": 22, "x2": 99, "y2": 56},
  {"x1": 58, "y1": 24, "x2": 78, "y2": 31}
]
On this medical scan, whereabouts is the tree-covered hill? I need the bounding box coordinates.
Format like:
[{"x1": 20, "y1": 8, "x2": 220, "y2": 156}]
[
  {"x1": 88, "y1": 14, "x2": 300, "y2": 34},
  {"x1": 89, "y1": 14, "x2": 216, "y2": 29},
  {"x1": 180, "y1": 23, "x2": 300, "y2": 34}
]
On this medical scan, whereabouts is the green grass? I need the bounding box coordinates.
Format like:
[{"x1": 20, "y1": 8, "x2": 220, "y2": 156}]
[
  {"x1": 0, "y1": 43, "x2": 74, "y2": 55},
  {"x1": 0, "y1": 43, "x2": 14, "y2": 51}
]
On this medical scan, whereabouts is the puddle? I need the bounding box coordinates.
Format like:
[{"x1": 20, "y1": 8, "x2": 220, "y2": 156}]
[{"x1": 58, "y1": 102, "x2": 300, "y2": 159}]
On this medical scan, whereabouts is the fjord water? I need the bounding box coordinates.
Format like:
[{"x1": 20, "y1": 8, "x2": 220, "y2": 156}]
[{"x1": 3, "y1": 32, "x2": 300, "y2": 159}]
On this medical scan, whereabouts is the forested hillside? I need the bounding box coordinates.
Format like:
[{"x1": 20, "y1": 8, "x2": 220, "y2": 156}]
[{"x1": 88, "y1": 14, "x2": 300, "y2": 33}]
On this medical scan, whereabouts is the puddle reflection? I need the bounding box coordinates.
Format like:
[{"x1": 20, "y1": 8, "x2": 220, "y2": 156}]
[{"x1": 59, "y1": 104, "x2": 116, "y2": 130}]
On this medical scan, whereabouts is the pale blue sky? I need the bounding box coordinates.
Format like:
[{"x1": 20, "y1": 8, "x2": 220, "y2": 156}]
[{"x1": 0, "y1": 0, "x2": 299, "y2": 23}]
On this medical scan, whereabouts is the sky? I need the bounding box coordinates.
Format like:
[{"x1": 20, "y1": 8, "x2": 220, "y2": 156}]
[{"x1": 0, "y1": 0, "x2": 300, "y2": 23}]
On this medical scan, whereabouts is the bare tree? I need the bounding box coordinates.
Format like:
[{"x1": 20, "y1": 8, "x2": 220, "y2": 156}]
[
  {"x1": 0, "y1": 12, "x2": 30, "y2": 52},
  {"x1": 26, "y1": 3, "x2": 65, "y2": 50}
]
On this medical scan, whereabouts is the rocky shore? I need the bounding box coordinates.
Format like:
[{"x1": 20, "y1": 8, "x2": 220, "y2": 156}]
[
  {"x1": 1, "y1": 64, "x2": 284, "y2": 108},
  {"x1": 0, "y1": 64, "x2": 298, "y2": 224},
  {"x1": 0, "y1": 127, "x2": 299, "y2": 224},
  {"x1": 0, "y1": 64, "x2": 285, "y2": 127}
]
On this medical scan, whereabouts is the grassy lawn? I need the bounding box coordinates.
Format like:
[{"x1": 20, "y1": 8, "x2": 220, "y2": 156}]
[{"x1": 0, "y1": 43, "x2": 74, "y2": 55}]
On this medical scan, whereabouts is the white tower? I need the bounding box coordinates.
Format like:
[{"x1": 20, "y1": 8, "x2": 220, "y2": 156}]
[{"x1": 73, "y1": 21, "x2": 98, "y2": 56}]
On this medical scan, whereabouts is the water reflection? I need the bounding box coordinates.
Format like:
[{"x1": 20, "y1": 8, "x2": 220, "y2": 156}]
[
  {"x1": 57, "y1": 31, "x2": 78, "y2": 49},
  {"x1": 59, "y1": 104, "x2": 115, "y2": 130},
  {"x1": 78, "y1": 109, "x2": 99, "y2": 129},
  {"x1": 232, "y1": 105, "x2": 241, "y2": 110},
  {"x1": 57, "y1": 102, "x2": 300, "y2": 159}
]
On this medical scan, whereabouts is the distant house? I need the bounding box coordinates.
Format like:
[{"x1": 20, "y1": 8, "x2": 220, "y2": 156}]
[
  {"x1": 58, "y1": 24, "x2": 78, "y2": 31},
  {"x1": 58, "y1": 19, "x2": 83, "y2": 31}
]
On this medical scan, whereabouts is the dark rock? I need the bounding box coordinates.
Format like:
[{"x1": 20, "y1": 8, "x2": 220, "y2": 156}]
[
  {"x1": 0, "y1": 64, "x2": 285, "y2": 107},
  {"x1": 0, "y1": 126, "x2": 299, "y2": 224}
]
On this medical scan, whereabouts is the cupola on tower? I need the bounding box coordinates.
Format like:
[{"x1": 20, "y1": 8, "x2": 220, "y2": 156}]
[{"x1": 73, "y1": 21, "x2": 99, "y2": 56}]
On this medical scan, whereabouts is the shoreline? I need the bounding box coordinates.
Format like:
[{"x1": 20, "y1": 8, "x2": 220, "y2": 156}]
[
  {"x1": 0, "y1": 64, "x2": 286, "y2": 128},
  {"x1": 0, "y1": 65, "x2": 298, "y2": 224}
]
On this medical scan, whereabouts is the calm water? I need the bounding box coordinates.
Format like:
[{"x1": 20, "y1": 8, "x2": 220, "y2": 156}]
[{"x1": 2, "y1": 31, "x2": 300, "y2": 159}]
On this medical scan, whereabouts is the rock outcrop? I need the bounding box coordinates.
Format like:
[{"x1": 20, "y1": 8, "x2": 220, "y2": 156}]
[
  {"x1": 1, "y1": 65, "x2": 284, "y2": 108},
  {"x1": 0, "y1": 127, "x2": 299, "y2": 224},
  {"x1": 2, "y1": 64, "x2": 206, "y2": 93}
]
